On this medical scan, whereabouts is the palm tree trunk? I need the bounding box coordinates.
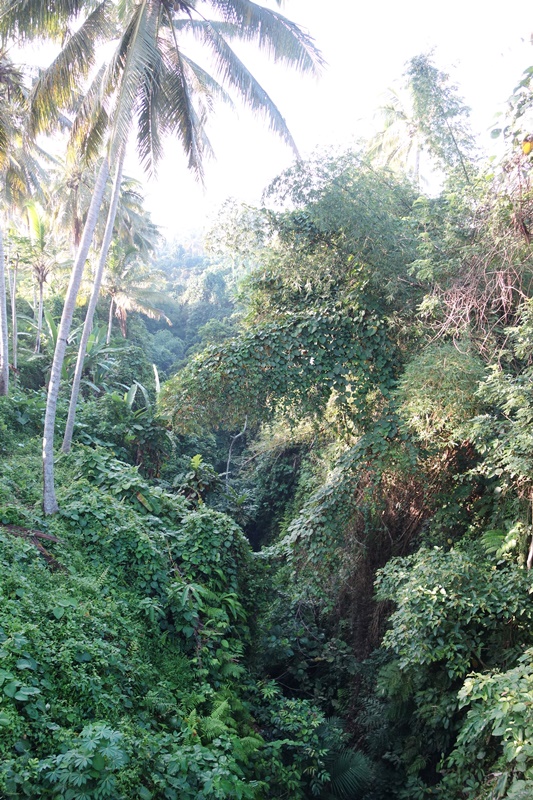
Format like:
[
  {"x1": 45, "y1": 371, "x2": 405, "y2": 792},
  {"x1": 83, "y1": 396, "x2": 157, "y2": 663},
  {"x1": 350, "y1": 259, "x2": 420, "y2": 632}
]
[
  {"x1": 62, "y1": 147, "x2": 126, "y2": 453},
  {"x1": 43, "y1": 155, "x2": 110, "y2": 515},
  {"x1": 106, "y1": 296, "x2": 114, "y2": 345},
  {"x1": 0, "y1": 228, "x2": 9, "y2": 396},
  {"x1": 10, "y1": 257, "x2": 17, "y2": 375},
  {"x1": 35, "y1": 279, "x2": 44, "y2": 354}
]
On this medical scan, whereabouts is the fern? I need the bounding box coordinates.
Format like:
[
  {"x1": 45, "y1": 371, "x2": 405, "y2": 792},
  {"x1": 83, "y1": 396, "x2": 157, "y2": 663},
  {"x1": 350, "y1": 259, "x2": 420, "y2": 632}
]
[
  {"x1": 209, "y1": 698, "x2": 230, "y2": 721},
  {"x1": 201, "y1": 715, "x2": 228, "y2": 742},
  {"x1": 220, "y1": 661, "x2": 245, "y2": 679},
  {"x1": 481, "y1": 523, "x2": 526, "y2": 561}
]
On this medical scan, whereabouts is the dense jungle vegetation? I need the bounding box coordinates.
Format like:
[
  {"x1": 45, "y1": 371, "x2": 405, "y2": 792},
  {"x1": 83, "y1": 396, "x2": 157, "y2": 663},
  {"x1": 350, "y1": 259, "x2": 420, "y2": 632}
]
[{"x1": 2, "y1": 2, "x2": 533, "y2": 795}]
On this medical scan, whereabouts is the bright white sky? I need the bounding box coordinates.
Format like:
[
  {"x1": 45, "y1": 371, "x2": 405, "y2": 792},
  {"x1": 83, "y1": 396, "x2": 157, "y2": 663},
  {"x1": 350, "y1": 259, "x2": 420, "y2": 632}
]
[{"x1": 95, "y1": 1, "x2": 533, "y2": 238}]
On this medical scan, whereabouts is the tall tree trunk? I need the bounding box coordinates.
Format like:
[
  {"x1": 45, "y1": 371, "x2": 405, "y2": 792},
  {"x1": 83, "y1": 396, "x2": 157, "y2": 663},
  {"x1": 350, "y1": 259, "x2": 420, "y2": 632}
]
[
  {"x1": 0, "y1": 228, "x2": 9, "y2": 396},
  {"x1": 10, "y1": 257, "x2": 17, "y2": 377},
  {"x1": 62, "y1": 148, "x2": 126, "y2": 453},
  {"x1": 32, "y1": 278, "x2": 37, "y2": 320},
  {"x1": 35, "y1": 279, "x2": 44, "y2": 354},
  {"x1": 106, "y1": 296, "x2": 115, "y2": 345},
  {"x1": 42, "y1": 156, "x2": 110, "y2": 515},
  {"x1": 73, "y1": 183, "x2": 81, "y2": 252}
]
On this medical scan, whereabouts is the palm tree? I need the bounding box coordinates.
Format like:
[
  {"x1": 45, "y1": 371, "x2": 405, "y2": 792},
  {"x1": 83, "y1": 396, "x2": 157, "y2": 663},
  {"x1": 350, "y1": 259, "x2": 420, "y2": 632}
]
[
  {"x1": 50, "y1": 156, "x2": 159, "y2": 258},
  {"x1": 50, "y1": 159, "x2": 105, "y2": 254},
  {"x1": 367, "y1": 55, "x2": 474, "y2": 188},
  {"x1": 61, "y1": 146, "x2": 127, "y2": 453},
  {"x1": 103, "y1": 244, "x2": 170, "y2": 342},
  {"x1": 5, "y1": 232, "x2": 20, "y2": 376},
  {"x1": 0, "y1": 51, "x2": 48, "y2": 395},
  {"x1": 4, "y1": 0, "x2": 323, "y2": 512},
  {"x1": 0, "y1": 229, "x2": 7, "y2": 395},
  {"x1": 61, "y1": 151, "x2": 161, "y2": 453},
  {"x1": 24, "y1": 201, "x2": 60, "y2": 353},
  {"x1": 39, "y1": 156, "x2": 110, "y2": 509},
  {"x1": 108, "y1": 176, "x2": 160, "y2": 257},
  {"x1": 367, "y1": 88, "x2": 424, "y2": 189},
  {"x1": 0, "y1": 53, "x2": 25, "y2": 395}
]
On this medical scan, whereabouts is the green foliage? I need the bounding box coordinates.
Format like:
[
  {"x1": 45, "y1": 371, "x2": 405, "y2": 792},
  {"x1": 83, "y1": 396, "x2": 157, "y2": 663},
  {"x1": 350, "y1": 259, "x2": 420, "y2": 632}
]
[
  {"x1": 149, "y1": 328, "x2": 185, "y2": 374},
  {"x1": 216, "y1": 485, "x2": 259, "y2": 532},
  {"x1": 161, "y1": 150, "x2": 424, "y2": 436},
  {"x1": 162, "y1": 307, "x2": 396, "y2": 433},
  {"x1": 321, "y1": 748, "x2": 374, "y2": 799},
  {"x1": 376, "y1": 546, "x2": 533, "y2": 679},
  {"x1": 467, "y1": 366, "x2": 533, "y2": 496},
  {"x1": 170, "y1": 508, "x2": 252, "y2": 597},
  {"x1": 4, "y1": 723, "x2": 129, "y2": 799},
  {"x1": 74, "y1": 392, "x2": 173, "y2": 476},
  {"x1": 173, "y1": 455, "x2": 221, "y2": 504},
  {"x1": 263, "y1": 151, "x2": 418, "y2": 302},
  {"x1": 226, "y1": 416, "x2": 323, "y2": 547},
  {"x1": 276, "y1": 415, "x2": 404, "y2": 597},
  {"x1": 0, "y1": 440, "x2": 349, "y2": 799},
  {"x1": 443, "y1": 649, "x2": 533, "y2": 797},
  {"x1": 251, "y1": 684, "x2": 351, "y2": 798},
  {"x1": 255, "y1": 587, "x2": 357, "y2": 708},
  {"x1": 491, "y1": 64, "x2": 533, "y2": 145},
  {"x1": 41, "y1": 311, "x2": 125, "y2": 392},
  {"x1": 61, "y1": 446, "x2": 188, "y2": 524},
  {"x1": 4, "y1": 47, "x2": 533, "y2": 800},
  {"x1": 396, "y1": 343, "x2": 486, "y2": 446},
  {"x1": 0, "y1": 390, "x2": 48, "y2": 453},
  {"x1": 104, "y1": 341, "x2": 156, "y2": 394},
  {"x1": 406, "y1": 54, "x2": 475, "y2": 180}
]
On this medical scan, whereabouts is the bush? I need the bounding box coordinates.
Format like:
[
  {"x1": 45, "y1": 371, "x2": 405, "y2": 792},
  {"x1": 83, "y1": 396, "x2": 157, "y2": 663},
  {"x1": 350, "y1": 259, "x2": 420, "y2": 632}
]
[{"x1": 396, "y1": 343, "x2": 486, "y2": 446}]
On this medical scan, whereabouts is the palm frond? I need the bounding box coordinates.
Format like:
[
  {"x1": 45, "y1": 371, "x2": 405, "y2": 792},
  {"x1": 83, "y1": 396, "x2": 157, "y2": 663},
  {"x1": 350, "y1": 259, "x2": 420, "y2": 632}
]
[
  {"x1": 7, "y1": 0, "x2": 323, "y2": 196},
  {"x1": 183, "y1": 18, "x2": 299, "y2": 153},
  {"x1": 29, "y1": 0, "x2": 113, "y2": 135},
  {"x1": 68, "y1": 64, "x2": 111, "y2": 165},
  {"x1": 158, "y1": 67, "x2": 211, "y2": 178},
  {"x1": 321, "y1": 748, "x2": 374, "y2": 800},
  {"x1": 106, "y1": 0, "x2": 161, "y2": 163},
  {"x1": 203, "y1": 0, "x2": 323, "y2": 74},
  {"x1": 136, "y1": 27, "x2": 165, "y2": 175},
  {"x1": 3, "y1": 145, "x2": 49, "y2": 207},
  {"x1": 0, "y1": 52, "x2": 25, "y2": 104},
  {"x1": 179, "y1": 51, "x2": 234, "y2": 111},
  {"x1": 26, "y1": 201, "x2": 47, "y2": 249},
  {"x1": 0, "y1": 0, "x2": 96, "y2": 42},
  {"x1": 0, "y1": 52, "x2": 27, "y2": 166},
  {"x1": 113, "y1": 289, "x2": 172, "y2": 322},
  {"x1": 157, "y1": 7, "x2": 211, "y2": 178}
]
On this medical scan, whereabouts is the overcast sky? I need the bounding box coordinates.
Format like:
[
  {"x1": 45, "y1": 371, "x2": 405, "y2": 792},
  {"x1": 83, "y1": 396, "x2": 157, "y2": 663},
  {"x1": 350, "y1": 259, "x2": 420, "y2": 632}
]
[{"x1": 128, "y1": 0, "x2": 533, "y2": 238}]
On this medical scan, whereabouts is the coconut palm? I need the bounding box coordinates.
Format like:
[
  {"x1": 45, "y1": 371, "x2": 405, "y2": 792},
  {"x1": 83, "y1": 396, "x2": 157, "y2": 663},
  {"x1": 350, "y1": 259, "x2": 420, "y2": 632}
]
[
  {"x1": 0, "y1": 51, "x2": 49, "y2": 395},
  {"x1": 50, "y1": 160, "x2": 104, "y2": 254},
  {"x1": 5, "y1": 232, "x2": 20, "y2": 375},
  {"x1": 109, "y1": 176, "x2": 160, "y2": 256},
  {"x1": 367, "y1": 55, "x2": 474, "y2": 189},
  {"x1": 103, "y1": 242, "x2": 171, "y2": 342},
  {"x1": 61, "y1": 153, "x2": 161, "y2": 453},
  {"x1": 61, "y1": 146, "x2": 127, "y2": 453},
  {"x1": 3, "y1": 0, "x2": 323, "y2": 512},
  {"x1": 367, "y1": 88, "x2": 424, "y2": 188},
  {"x1": 24, "y1": 202, "x2": 62, "y2": 353},
  {"x1": 50, "y1": 156, "x2": 159, "y2": 258},
  {"x1": 0, "y1": 53, "x2": 26, "y2": 395}
]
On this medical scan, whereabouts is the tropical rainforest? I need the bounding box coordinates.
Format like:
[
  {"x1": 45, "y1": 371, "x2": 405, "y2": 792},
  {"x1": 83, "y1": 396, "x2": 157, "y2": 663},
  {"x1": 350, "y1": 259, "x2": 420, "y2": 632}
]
[{"x1": 1, "y1": 1, "x2": 533, "y2": 798}]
